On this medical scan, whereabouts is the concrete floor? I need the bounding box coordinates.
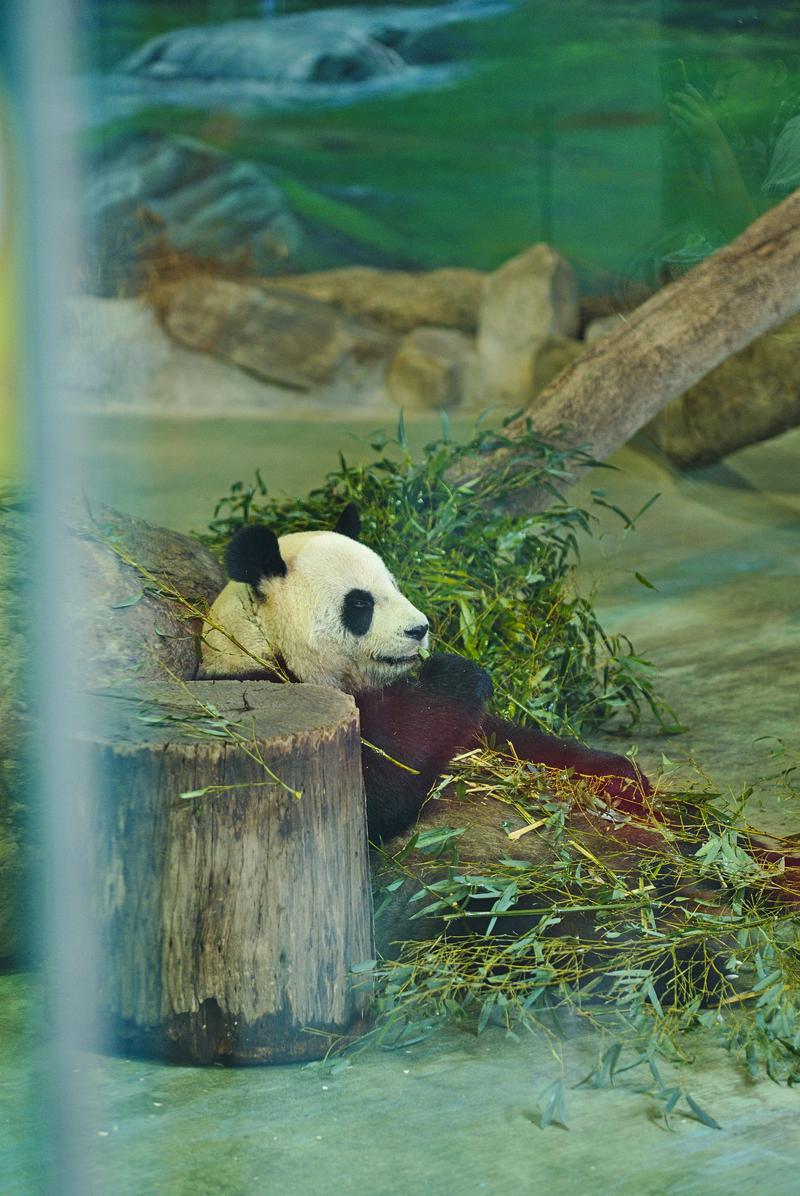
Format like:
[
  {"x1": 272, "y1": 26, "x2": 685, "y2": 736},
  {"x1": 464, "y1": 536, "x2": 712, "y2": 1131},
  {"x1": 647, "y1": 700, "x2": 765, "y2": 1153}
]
[
  {"x1": 2, "y1": 425, "x2": 799, "y2": 1195},
  {"x1": 3, "y1": 963, "x2": 799, "y2": 1196},
  {"x1": 573, "y1": 431, "x2": 800, "y2": 830}
]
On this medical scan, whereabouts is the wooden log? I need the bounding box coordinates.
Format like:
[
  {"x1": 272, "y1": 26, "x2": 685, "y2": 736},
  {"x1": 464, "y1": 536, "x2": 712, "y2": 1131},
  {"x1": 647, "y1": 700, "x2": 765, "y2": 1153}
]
[
  {"x1": 85, "y1": 680, "x2": 373, "y2": 1064},
  {"x1": 447, "y1": 188, "x2": 800, "y2": 506}
]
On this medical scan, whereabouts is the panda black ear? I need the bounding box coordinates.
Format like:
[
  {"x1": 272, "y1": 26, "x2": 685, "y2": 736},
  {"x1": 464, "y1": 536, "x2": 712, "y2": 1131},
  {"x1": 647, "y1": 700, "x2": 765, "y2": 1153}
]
[
  {"x1": 225, "y1": 525, "x2": 287, "y2": 589},
  {"x1": 334, "y1": 502, "x2": 361, "y2": 541}
]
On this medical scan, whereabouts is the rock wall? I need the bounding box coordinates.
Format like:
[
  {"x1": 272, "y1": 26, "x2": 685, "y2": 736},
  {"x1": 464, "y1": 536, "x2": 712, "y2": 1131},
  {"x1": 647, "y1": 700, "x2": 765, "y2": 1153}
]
[{"x1": 85, "y1": 135, "x2": 305, "y2": 296}]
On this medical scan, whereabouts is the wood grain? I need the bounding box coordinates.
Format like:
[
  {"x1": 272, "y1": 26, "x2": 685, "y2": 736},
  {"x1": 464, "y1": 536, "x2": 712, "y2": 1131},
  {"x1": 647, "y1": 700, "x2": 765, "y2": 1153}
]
[
  {"x1": 447, "y1": 189, "x2": 800, "y2": 507},
  {"x1": 84, "y1": 680, "x2": 373, "y2": 1064}
]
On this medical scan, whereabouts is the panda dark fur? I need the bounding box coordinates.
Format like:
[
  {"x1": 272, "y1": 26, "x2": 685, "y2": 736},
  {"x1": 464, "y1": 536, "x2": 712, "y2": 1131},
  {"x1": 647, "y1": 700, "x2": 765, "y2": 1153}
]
[{"x1": 199, "y1": 503, "x2": 650, "y2": 843}]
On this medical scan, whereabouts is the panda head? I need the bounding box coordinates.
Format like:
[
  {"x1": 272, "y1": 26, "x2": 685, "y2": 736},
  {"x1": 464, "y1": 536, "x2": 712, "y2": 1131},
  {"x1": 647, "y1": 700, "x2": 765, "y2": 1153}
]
[{"x1": 202, "y1": 503, "x2": 430, "y2": 694}]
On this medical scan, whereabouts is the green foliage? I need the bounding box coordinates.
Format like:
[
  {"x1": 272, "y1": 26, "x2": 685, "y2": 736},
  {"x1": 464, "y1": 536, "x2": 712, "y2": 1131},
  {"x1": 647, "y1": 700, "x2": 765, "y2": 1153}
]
[
  {"x1": 201, "y1": 423, "x2": 799, "y2": 1113},
  {"x1": 200, "y1": 418, "x2": 669, "y2": 739},
  {"x1": 365, "y1": 748, "x2": 800, "y2": 1109}
]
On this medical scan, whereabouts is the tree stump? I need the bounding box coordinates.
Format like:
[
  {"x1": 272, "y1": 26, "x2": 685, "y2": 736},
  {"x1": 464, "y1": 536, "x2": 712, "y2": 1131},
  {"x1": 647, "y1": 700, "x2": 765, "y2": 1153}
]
[{"x1": 85, "y1": 680, "x2": 373, "y2": 1064}]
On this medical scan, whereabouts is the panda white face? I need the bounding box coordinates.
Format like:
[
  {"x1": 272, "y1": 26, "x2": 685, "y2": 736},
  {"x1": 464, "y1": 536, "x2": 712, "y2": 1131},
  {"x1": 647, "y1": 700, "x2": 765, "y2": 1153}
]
[{"x1": 200, "y1": 506, "x2": 430, "y2": 694}]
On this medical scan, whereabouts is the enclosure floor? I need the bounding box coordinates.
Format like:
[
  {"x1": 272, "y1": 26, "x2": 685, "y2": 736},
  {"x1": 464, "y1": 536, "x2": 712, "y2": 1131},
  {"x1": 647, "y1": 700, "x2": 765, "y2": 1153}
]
[
  {"x1": 573, "y1": 428, "x2": 800, "y2": 833},
  {"x1": 3, "y1": 424, "x2": 799, "y2": 1195},
  {"x1": 2, "y1": 965, "x2": 799, "y2": 1196}
]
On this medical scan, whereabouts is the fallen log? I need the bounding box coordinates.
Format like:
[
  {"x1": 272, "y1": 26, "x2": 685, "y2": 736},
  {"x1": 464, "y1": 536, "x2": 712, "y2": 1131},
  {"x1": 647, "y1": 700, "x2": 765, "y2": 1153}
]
[
  {"x1": 86, "y1": 680, "x2": 373, "y2": 1064},
  {"x1": 447, "y1": 189, "x2": 800, "y2": 505}
]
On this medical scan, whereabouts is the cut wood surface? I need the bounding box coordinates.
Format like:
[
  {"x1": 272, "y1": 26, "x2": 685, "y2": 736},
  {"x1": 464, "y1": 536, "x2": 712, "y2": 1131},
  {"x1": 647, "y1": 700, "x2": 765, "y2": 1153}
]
[
  {"x1": 448, "y1": 189, "x2": 800, "y2": 504},
  {"x1": 85, "y1": 680, "x2": 373, "y2": 1064}
]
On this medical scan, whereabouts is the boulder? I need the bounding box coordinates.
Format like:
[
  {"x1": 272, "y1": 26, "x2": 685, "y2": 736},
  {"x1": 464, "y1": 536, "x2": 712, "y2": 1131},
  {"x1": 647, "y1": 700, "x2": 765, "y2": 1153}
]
[
  {"x1": 63, "y1": 295, "x2": 400, "y2": 417},
  {"x1": 529, "y1": 335, "x2": 584, "y2": 396},
  {"x1": 163, "y1": 276, "x2": 396, "y2": 392},
  {"x1": 476, "y1": 244, "x2": 580, "y2": 405},
  {"x1": 67, "y1": 502, "x2": 225, "y2": 691},
  {"x1": 271, "y1": 266, "x2": 486, "y2": 334},
  {"x1": 120, "y1": 16, "x2": 406, "y2": 85},
  {"x1": 646, "y1": 314, "x2": 800, "y2": 468},
  {"x1": 63, "y1": 296, "x2": 307, "y2": 415},
  {"x1": 117, "y1": 4, "x2": 491, "y2": 88},
  {"x1": 387, "y1": 326, "x2": 476, "y2": 410},
  {"x1": 0, "y1": 498, "x2": 227, "y2": 960},
  {"x1": 84, "y1": 134, "x2": 303, "y2": 295},
  {"x1": 583, "y1": 313, "x2": 627, "y2": 345}
]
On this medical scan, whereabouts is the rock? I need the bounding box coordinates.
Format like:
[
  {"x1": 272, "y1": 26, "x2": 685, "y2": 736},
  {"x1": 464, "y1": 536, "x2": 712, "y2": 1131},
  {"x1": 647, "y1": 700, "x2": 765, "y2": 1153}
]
[
  {"x1": 476, "y1": 244, "x2": 580, "y2": 404},
  {"x1": 63, "y1": 296, "x2": 301, "y2": 415},
  {"x1": 84, "y1": 134, "x2": 303, "y2": 295},
  {"x1": 387, "y1": 326, "x2": 476, "y2": 410},
  {"x1": 529, "y1": 335, "x2": 583, "y2": 395},
  {"x1": 584, "y1": 314, "x2": 627, "y2": 345},
  {"x1": 0, "y1": 499, "x2": 229, "y2": 962},
  {"x1": 271, "y1": 266, "x2": 486, "y2": 334},
  {"x1": 121, "y1": 15, "x2": 404, "y2": 86},
  {"x1": 68, "y1": 502, "x2": 225, "y2": 690},
  {"x1": 63, "y1": 294, "x2": 401, "y2": 418},
  {"x1": 163, "y1": 275, "x2": 396, "y2": 392},
  {"x1": 164, "y1": 278, "x2": 342, "y2": 390},
  {"x1": 645, "y1": 315, "x2": 800, "y2": 468},
  {"x1": 118, "y1": 3, "x2": 499, "y2": 88}
]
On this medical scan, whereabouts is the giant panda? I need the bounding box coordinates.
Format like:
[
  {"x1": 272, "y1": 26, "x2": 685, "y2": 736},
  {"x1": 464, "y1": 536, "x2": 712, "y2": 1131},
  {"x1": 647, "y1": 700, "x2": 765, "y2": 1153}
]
[{"x1": 199, "y1": 502, "x2": 651, "y2": 844}]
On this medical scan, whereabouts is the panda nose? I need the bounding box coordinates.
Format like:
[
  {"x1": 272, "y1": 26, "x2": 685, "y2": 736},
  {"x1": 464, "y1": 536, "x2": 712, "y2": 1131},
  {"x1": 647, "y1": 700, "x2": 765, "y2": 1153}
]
[{"x1": 405, "y1": 623, "x2": 429, "y2": 642}]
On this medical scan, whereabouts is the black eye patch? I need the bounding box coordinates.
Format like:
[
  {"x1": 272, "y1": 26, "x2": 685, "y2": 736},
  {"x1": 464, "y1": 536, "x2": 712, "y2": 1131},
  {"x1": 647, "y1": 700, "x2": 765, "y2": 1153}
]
[{"x1": 342, "y1": 588, "x2": 375, "y2": 636}]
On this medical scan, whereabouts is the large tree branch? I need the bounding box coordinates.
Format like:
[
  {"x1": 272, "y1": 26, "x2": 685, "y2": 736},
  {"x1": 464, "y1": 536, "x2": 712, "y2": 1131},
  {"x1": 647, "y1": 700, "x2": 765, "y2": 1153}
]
[{"x1": 449, "y1": 188, "x2": 800, "y2": 503}]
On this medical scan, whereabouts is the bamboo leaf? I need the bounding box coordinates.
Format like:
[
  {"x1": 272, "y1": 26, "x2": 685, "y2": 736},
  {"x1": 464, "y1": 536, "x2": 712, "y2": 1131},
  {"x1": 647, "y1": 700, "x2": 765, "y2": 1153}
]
[
  {"x1": 684, "y1": 1094, "x2": 722, "y2": 1131},
  {"x1": 538, "y1": 1079, "x2": 569, "y2": 1130},
  {"x1": 110, "y1": 592, "x2": 144, "y2": 609}
]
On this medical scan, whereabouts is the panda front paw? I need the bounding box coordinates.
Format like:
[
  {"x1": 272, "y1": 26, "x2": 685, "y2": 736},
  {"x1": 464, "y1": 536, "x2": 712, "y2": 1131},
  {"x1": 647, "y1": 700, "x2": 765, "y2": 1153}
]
[{"x1": 417, "y1": 653, "x2": 493, "y2": 708}]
